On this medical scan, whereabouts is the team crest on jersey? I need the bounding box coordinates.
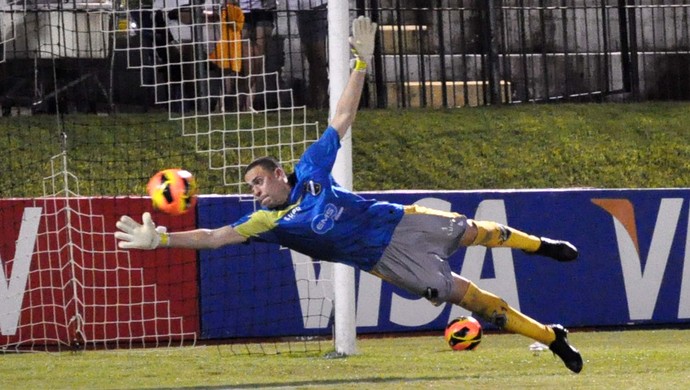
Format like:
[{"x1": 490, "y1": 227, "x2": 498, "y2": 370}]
[
  {"x1": 312, "y1": 203, "x2": 343, "y2": 234},
  {"x1": 303, "y1": 180, "x2": 322, "y2": 196}
]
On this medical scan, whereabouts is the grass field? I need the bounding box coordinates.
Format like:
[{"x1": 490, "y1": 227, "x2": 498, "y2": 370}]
[
  {"x1": 4, "y1": 102, "x2": 690, "y2": 197},
  {"x1": 2, "y1": 328, "x2": 689, "y2": 389}
]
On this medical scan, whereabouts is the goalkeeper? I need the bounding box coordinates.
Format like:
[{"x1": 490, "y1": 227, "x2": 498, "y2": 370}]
[{"x1": 116, "y1": 16, "x2": 583, "y2": 374}]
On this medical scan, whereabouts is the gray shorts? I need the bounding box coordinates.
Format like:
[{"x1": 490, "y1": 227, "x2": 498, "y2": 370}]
[{"x1": 370, "y1": 206, "x2": 468, "y2": 304}]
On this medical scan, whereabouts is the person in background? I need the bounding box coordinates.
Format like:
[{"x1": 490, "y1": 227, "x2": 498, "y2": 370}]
[
  {"x1": 207, "y1": 0, "x2": 246, "y2": 112},
  {"x1": 289, "y1": 0, "x2": 328, "y2": 109},
  {"x1": 238, "y1": 0, "x2": 277, "y2": 111}
]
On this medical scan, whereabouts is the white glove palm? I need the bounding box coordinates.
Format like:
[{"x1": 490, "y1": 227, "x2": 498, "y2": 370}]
[
  {"x1": 349, "y1": 16, "x2": 377, "y2": 68},
  {"x1": 115, "y1": 212, "x2": 165, "y2": 250}
]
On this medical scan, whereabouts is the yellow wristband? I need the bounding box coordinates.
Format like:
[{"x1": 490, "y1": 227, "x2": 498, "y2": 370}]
[
  {"x1": 354, "y1": 58, "x2": 367, "y2": 71},
  {"x1": 159, "y1": 232, "x2": 170, "y2": 247}
]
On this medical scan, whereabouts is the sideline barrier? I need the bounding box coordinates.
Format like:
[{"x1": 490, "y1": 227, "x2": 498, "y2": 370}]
[
  {"x1": 3, "y1": 188, "x2": 690, "y2": 346},
  {"x1": 199, "y1": 188, "x2": 690, "y2": 337}
]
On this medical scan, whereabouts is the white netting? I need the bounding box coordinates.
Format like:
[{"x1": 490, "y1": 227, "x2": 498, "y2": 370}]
[
  {"x1": 110, "y1": 0, "x2": 321, "y2": 191},
  {"x1": 0, "y1": 153, "x2": 197, "y2": 351},
  {"x1": 1, "y1": 0, "x2": 320, "y2": 190},
  {"x1": 0, "y1": 1, "x2": 331, "y2": 353}
]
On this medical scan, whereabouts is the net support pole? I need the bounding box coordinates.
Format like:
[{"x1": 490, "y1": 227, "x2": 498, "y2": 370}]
[
  {"x1": 329, "y1": 4, "x2": 357, "y2": 356},
  {"x1": 192, "y1": 0, "x2": 209, "y2": 113}
]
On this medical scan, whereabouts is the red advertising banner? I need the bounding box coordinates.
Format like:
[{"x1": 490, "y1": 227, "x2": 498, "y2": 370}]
[{"x1": 0, "y1": 197, "x2": 199, "y2": 350}]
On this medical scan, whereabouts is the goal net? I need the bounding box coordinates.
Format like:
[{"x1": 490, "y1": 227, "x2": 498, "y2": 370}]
[{"x1": 0, "y1": 0, "x2": 335, "y2": 353}]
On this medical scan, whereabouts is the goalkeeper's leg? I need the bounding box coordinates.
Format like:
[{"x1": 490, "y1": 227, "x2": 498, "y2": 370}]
[
  {"x1": 462, "y1": 219, "x2": 578, "y2": 262},
  {"x1": 450, "y1": 276, "x2": 583, "y2": 373}
]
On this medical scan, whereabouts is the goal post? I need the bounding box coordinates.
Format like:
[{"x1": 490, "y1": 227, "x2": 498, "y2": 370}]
[{"x1": 328, "y1": 2, "x2": 357, "y2": 357}]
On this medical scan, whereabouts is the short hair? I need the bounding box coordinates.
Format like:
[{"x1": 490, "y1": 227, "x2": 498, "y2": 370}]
[{"x1": 244, "y1": 156, "x2": 282, "y2": 176}]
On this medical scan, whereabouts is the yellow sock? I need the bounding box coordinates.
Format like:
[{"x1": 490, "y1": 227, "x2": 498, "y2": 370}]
[
  {"x1": 471, "y1": 221, "x2": 541, "y2": 252},
  {"x1": 460, "y1": 282, "x2": 555, "y2": 345}
]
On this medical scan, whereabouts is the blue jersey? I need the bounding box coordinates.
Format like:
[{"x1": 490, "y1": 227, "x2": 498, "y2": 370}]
[{"x1": 232, "y1": 126, "x2": 405, "y2": 270}]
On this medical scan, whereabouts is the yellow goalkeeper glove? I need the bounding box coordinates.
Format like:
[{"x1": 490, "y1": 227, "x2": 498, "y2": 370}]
[{"x1": 349, "y1": 16, "x2": 377, "y2": 71}]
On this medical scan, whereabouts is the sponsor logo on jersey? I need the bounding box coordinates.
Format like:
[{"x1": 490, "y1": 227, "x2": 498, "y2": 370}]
[{"x1": 311, "y1": 203, "x2": 343, "y2": 234}]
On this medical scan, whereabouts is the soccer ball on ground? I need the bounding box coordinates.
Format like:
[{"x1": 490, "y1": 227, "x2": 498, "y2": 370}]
[
  {"x1": 444, "y1": 316, "x2": 482, "y2": 351},
  {"x1": 146, "y1": 168, "x2": 198, "y2": 216}
]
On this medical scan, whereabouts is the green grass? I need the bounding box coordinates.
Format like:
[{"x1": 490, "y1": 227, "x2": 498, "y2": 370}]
[
  {"x1": 353, "y1": 102, "x2": 690, "y2": 190},
  {"x1": 2, "y1": 329, "x2": 690, "y2": 389},
  {"x1": 3, "y1": 102, "x2": 690, "y2": 197}
]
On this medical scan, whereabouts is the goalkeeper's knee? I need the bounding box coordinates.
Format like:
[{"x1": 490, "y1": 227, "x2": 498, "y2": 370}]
[
  {"x1": 469, "y1": 220, "x2": 511, "y2": 247},
  {"x1": 465, "y1": 220, "x2": 541, "y2": 252}
]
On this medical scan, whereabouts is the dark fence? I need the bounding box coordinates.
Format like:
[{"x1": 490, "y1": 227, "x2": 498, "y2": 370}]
[
  {"x1": 283, "y1": 0, "x2": 690, "y2": 108},
  {"x1": 1, "y1": 0, "x2": 689, "y2": 114},
  {"x1": 337, "y1": 0, "x2": 690, "y2": 108}
]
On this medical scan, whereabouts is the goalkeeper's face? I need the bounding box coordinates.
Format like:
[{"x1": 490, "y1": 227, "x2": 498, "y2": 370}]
[{"x1": 244, "y1": 165, "x2": 291, "y2": 209}]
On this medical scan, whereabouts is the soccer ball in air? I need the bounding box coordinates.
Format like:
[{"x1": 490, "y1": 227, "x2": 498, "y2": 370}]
[
  {"x1": 146, "y1": 168, "x2": 198, "y2": 216},
  {"x1": 444, "y1": 316, "x2": 482, "y2": 351}
]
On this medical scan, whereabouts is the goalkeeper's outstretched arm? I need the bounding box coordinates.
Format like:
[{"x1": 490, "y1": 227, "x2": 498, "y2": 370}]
[
  {"x1": 161, "y1": 225, "x2": 246, "y2": 249},
  {"x1": 115, "y1": 212, "x2": 246, "y2": 250},
  {"x1": 330, "y1": 69, "x2": 366, "y2": 139},
  {"x1": 331, "y1": 16, "x2": 377, "y2": 139}
]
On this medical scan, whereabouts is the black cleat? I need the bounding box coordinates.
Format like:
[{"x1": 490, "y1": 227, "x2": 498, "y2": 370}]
[
  {"x1": 549, "y1": 324, "x2": 583, "y2": 373},
  {"x1": 524, "y1": 237, "x2": 578, "y2": 262}
]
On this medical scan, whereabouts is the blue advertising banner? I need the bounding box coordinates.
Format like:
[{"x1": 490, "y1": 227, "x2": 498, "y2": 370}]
[{"x1": 198, "y1": 189, "x2": 690, "y2": 339}]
